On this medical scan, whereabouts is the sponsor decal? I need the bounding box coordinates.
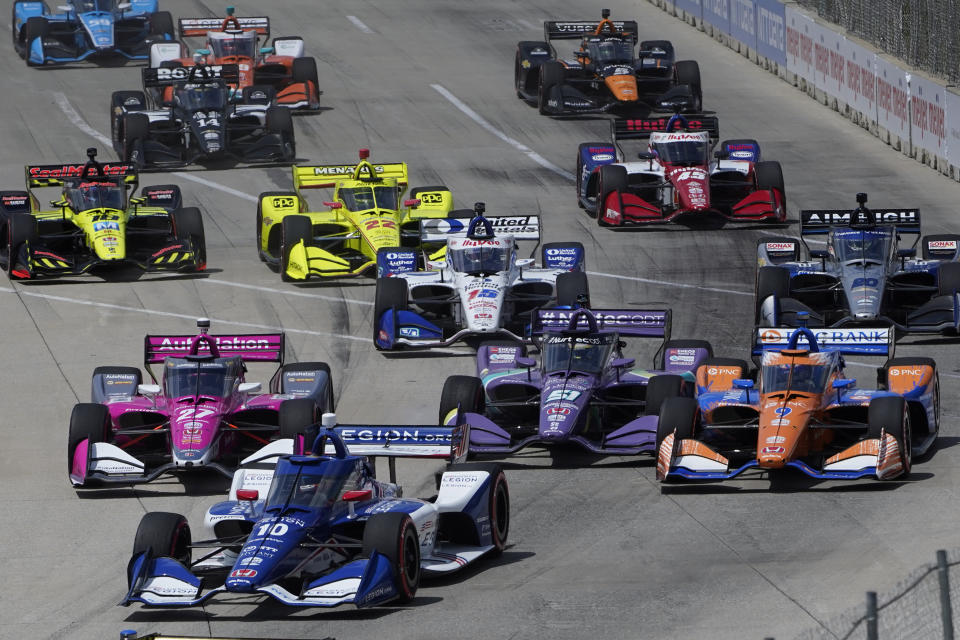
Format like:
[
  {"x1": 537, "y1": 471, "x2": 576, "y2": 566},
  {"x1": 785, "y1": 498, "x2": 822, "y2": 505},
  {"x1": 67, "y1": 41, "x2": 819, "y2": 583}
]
[
  {"x1": 889, "y1": 368, "x2": 923, "y2": 377},
  {"x1": 358, "y1": 584, "x2": 393, "y2": 605},
  {"x1": 766, "y1": 242, "x2": 795, "y2": 252},
  {"x1": 29, "y1": 163, "x2": 133, "y2": 178},
  {"x1": 312, "y1": 164, "x2": 386, "y2": 176},
  {"x1": 545, "y1": 389, "x2": 581, "y2": 402},
  {"x1": 774, "y1": 407, "x2": 792, "y2": 417},
  {"x1": 155, "y1": 336, "x2": 275, "y2": 352},
  {"x1": 399, "y1": 327, "x2": 420, "y2": 338},
  {"x1": 156, "y1": 65, "x2": 226, "y2": 81},
  {"x1": 545, "y1": 248, "x2": 579, "y2": 256},
  {"x1": 707, "y1": 366, "x2": 740, "y2": 376},
  {"x1": 929, "y1": 240, "x2": 957, "y2": 250},
  {"x1": 93, "y1": 220, "x2": 120, "y2": 231},
  {"x1": 489, "y1": 353, "x2": 514, "y2": 363},
  {"x1": 547, "y1": 407, "x2": 571, "y2": 415},
  {"x1": 230, "y1": 568, "x2": 257, "y2": 578},
  {"x1": 761, "y1": 446, "x2": 785, "y2": 454},
  {"x1": 771, "y1": 419, "x2": 790, "y2": 427},
  {"x1": 766, "y1": 436, "x2": 786, "y2": 444},
  {"x1": 730, "y1": 150, "x2": 753, "y2": 159},
  {"x1": 591, "y1": 153, "x2": 614, "y2": 161}
]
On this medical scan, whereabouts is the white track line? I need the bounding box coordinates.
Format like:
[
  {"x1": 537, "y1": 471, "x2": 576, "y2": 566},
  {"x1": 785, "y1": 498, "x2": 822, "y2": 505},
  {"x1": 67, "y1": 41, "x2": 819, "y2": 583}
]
[
  {"x1": 346, "y1": 15, "x2": 374, "y2": 34},
  {"x1": 586, "y1": 270, "x2": 751, "y2": 296},
  {"x1": 431, "y1": 84, "x2": 575, "y2": 181},
  {"x1": 54, "y1": 92, "x2": 257, "y2": 203},
  {"x1": 203, "y1": 279, "x2": 373, "y2": 306},
  {"x1": 2, "y1": 286, "x2": 367, "y2": 341}
]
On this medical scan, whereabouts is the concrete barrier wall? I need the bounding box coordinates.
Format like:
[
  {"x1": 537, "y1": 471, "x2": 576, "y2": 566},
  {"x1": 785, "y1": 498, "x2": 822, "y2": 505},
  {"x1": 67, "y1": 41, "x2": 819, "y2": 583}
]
[{"x1": 645, "y1": 0, "x2": 960, "y2": 180}]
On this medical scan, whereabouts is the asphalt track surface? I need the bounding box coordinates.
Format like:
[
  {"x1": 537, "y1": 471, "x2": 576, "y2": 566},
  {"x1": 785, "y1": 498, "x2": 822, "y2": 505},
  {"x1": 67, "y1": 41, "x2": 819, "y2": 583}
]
[{"x1": 3, "y1": 1, "x2": 960, "y2": 639}]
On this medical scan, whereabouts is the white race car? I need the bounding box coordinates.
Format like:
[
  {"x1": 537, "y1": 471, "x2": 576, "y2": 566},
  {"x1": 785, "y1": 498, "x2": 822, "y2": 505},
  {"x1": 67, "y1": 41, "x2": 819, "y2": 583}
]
[{"x1": 373, "y1": 204, "x2": 589, "y2": 350}]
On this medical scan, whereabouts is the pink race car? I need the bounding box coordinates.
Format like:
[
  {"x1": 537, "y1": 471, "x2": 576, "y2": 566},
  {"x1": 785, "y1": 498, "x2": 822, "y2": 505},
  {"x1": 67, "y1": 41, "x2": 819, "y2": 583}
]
[{"x1": 68, "y1": 318, "x2": 333, "y2": 488}]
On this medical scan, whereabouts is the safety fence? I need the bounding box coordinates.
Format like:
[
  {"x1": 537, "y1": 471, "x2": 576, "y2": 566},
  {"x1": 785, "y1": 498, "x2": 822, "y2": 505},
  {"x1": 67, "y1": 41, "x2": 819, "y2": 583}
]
[
  {"x1": 792, "y1": 549, "x2": 958, "y2": 640},
  {"x1": 646, "y1": 0, "x2": 960, "y2": 180},
  {"x1": 793, "y1": 0, "x2": 960, "y2": 85}
]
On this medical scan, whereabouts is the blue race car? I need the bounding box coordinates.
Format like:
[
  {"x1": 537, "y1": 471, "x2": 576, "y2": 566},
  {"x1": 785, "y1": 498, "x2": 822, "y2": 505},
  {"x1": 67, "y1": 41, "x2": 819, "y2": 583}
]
[
  {"x1": 12, "y1": 0, "x2": 174, "y2": 66},
  {"x1": 123, "y1": 417, "x2": 511, "y2": 609}
]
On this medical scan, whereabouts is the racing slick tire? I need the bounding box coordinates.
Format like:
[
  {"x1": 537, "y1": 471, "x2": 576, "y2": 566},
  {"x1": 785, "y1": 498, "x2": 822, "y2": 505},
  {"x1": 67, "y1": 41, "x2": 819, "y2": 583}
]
[
  {"x1": 280, "y1": 215, "x2": 312, "y2": 282},
  {"x1": 444, "y1": 462, "x2": 510, "y2": 555},
  {"x1": 131, "y1": 512, "x2": 191, "y2": 570},
  {"x1": 644, "y1": 374, "x2": 684, "y2": 416},
  {"x1": 67, "y1": 403, "x2": 110, "y2": 477},
  {"x1": 922, "y1": 234, "x2": 960, "y2": 260},
  {"x1": 657, "y1": 339, "x2": 713, "y2": 370},
  {"x1": 867, "y1": 395, "x2": 912, "y2": 478},
  {"x1": 555, "y1": 270, "x2": 590, "y2": 308},
  {"x1": 281, "y1": 362, "x2": 335, "y2": 412},
  {"x1": 121, "y1": 112, "x2": 150, "y2": 167},
  {"x1": 576, "y1": 142, "x2": 608, "y2": 211},
  {"x1": 362, "y1": 512, "x2": 420, "y2": 603},
  {"x1": 292, "y1": 56, "x2": 319, "y2": 87},
  {"x1": 755, "y1": 266, "x2": 791, "y2": 324},
  {"x1": 655, "y1": 396, "x2": 698, "y2": 452},
  {"x1": 937, "y1": 261, "x2": 960, "y2": 296},
  {"x1": 110, "y1": 91, "x2": 147, "y2": 148},
  {"x1": 596, "y1": 164, "x2": 628, "y2": 225},
  {"x1": 755, "y1": 161, "x2": 786, "y2": 212},
  {"x1": 537, "y1": 60, "x2": 564, "y2": 115},
  {"x1": 266, "y1": 107, "x2": 296, "y2": 161},
  {"x1": 12, "y1": 3, "x2": 25, "y2": 58},
  {"x1": 278, "y1": 397, "x2": 319, "y2": 442},
  {"x1": 171, "y1": 207, "x2": 206, "y2": 269},
  {"x1": 373, "y1": 276, "x2": 408, "y2": 348},
  {"x1": 439, "y1": 375, "x2": 485, "y2": 424},
  {"x1": 149, "y1": 11, "x2": 174, "y2": 38},
  {"x1": 5, "y1": 212, "x2": 37, "y2": 278},
  {"x1": 672, "y1": 60, "x2": 702, "y2": 111},
  {"x1": 24, "y1": 16, "x2": 47, "y2": 66}
]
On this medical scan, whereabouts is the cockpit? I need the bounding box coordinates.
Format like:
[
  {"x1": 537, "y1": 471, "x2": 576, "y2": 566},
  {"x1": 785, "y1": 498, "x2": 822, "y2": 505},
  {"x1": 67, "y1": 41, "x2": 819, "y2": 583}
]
[
  {"x1": 448, "y1": 240, "x2": 512, "y2": 275},
  {"x1": 650, "y1": 138, "x2": 709, "y2": 165},
  {"x1": 163, "y1": 357, "x2": 241, "y2": 399},
  {"x1": 542, "y1": 333, "x2": 615, "y2": 374},
  {"x1": 760, "y1": 352, "x2": 836, "y2": 394},
  {"x1": 176, "y1": 83, "x2": 227, "y2": 110},
  {"x1": 832, "y1": 229, "x2": 892, "y2": 265},
  {"x1": 207, "y1": 31, "x2": 256, "y2": 59},
  {"x1": 73, "y1": 0, "x2": 118, "y2": 12},
  {"x1": 584, "y1": 39, "x2": 634, "y2": 67},
  {"x1": 263, "y1": 459, "x2": 363, "y2": 512},
  {"x1": 338, "y1": 185, "x2": 398, "y2": 211},
  {"x1": 66, "y1": 180, "x2": 125, "y2": 211}
]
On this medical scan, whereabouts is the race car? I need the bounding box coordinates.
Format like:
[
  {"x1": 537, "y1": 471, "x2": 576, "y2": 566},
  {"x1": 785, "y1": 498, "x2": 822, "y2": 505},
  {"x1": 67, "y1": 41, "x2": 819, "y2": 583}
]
[
  {"x1": 578, "y1": 113, "x2": 786, "y2": 226},
  {"x1": 756, "y1": 193, "x2": 960, "y2": 334},
  {"x1": 515, "y1": 9, "x2": 702, "y2": 116},
  {"x1": 123, "y1": 417, "x2": 511, "y2": 609},
  {"x1": 441, "y1": 306, "x2": 714, "y2": 456},
  {"x1": 656, "y1": 326, "x2": 938, "y2": 482},
  {"x1": 256, "y1": 149, "x2": 454, "y2": 281},
  {"x1": 67, "y1": 319, "x2": 335, "y2": 487},
  {"x1": 0, "y1": 148, "x2": 205, "y2": 280},
  {"x1": 373, "y1": 206, "x2": 589, "y2": 350},
  {"x1": 12, "y1": 0, "x2": 174, "y2": 66},
  {"x1": 147, "y1": 7, "x2": 320, "y2": 110},
  {"x1": 110, "y1": 64, "x2": 295, "y2": 168}
]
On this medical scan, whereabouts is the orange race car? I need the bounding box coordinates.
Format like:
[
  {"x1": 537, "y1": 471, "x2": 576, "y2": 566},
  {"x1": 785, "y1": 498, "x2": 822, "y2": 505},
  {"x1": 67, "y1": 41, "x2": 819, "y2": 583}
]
[
  {"x1": 146, "y1": 7, "x2": 320, "y2": 111},
  {"x1": 655, "y1": 326, "x2": 939, "y2": 483}
]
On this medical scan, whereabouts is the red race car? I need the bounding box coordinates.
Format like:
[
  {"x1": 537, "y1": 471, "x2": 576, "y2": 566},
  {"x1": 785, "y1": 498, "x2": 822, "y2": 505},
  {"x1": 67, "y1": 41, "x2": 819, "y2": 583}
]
[
  {"x1": 147, "y1": 7, "x2": 320, "y2": 111},
  {"x1": 577, "y1": 114, "x2": 786, "y2": 227}
]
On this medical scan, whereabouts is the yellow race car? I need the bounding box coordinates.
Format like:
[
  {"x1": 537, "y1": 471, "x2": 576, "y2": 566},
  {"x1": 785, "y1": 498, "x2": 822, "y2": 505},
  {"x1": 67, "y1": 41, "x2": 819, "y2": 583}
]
[{"x1": 256, "y1": 149, "x2": 454, "y2": 281}]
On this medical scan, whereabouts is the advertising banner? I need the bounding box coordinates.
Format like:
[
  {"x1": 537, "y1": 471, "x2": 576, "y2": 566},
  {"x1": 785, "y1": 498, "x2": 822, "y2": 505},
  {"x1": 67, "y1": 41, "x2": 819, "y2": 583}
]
[
  {"x1": 703, "y1": 0, "x2": 729, "y2": 33},
  {"x1": 946, "y1": 91, "x2": 960, "y2": 167},
  {"x1": 674, "y1": 0, "x2": 702, "y2": 19},
  {"x1": 755, "y1": 0, "x2": 786, "y2": 65},
  {"x1": 908, "y1": 73, "x2": 947, "y2": 157},
  {"x1": 728, "y1": 0, "x2": 757, "y2": 50},
  {"x1": 874, "y1": 57, "x2": 910, "y2": 141},
  {"x1": 838, "y1": 38, "x2": 877, "y2": 120},
  {"x1": 810, "y1": 20, "x2": 845, "y2": 96},
  {"x1": 785, "y1": 7, "x2": 816, "y2": 86}
]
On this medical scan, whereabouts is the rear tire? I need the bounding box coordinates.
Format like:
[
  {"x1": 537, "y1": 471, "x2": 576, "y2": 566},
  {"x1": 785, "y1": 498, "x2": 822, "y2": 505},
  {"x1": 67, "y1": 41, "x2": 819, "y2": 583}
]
[
  {"x1": 149, "y1": 11, "x2": 174, "y2": 37},
  {"x1": 266, "y1": 107, "x2": 295, "y2": 161},
  {"x1": 362, "y1": 512, "x2": 420, "y2": 603},
  {"x1": 373, "y1": 277, "x2": 408, "y2": 347},
  {"x1": 439, "y1": 375, "x2": 484, "y2": 423},
  {"x1": 445, "y1": 462, "x2": 509, "y2": 555},
  {"x1": 171, "y1": 207, "x2": 206, "y2": 269},
  {"x1": 937, "y1": 262, "x2": 960, "y2": 296},
  {"x1": 121, "y1": 113, "x2": 150, "y2": 167},
  {"x1": 867, "y1": 395, "x2": 911, "y2": 478},
  {"x1": 555, "y1": 270, "x2": 589, "y2": 307},
  {"x1": 280, "y1": 215, "x2": 312, "y2": 282},
  {"x1": 755, "y1": 266, "x2": 791, "y2": 324},
  {"x1": 292, "y1": 56, "x2": 319, "y2": 87},
  {"x1": 645, "y1": 374, "x2": 683, "y2": 416},
  {"x1": 278, "y1": 397, "x2": 318, "y2": 440},
  {"x1": 672, "y1": 60, "x2": 701, "y2": 111},
  {"x1": 281, "y1": 361, "x2": 334, "y2": 412}
]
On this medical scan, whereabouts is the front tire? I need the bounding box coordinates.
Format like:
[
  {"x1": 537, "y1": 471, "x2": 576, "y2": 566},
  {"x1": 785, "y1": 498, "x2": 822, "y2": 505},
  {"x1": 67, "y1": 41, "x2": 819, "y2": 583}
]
[
  {"x1": 655, "y1": 396, "x2": 698, "y2": 452},
  {"x1": 5, "y1": 212, "x2": 37, "y2": 278},
  {"x1": 868, "y1": 395, "x2": 911, "y2": 478},
  {"x1": 280, "y1": 215, "x2": 312, "y2": 282},
  {"x1": 373, "y1": 277, "x2": 408, "y2": 347},
  {"x1": 171, "y1": 207, "x2": 206, "y2": 269},
  {"x1": 439, "y1": 375, "x2": 484, "y2": 423},
  {"x1": 132, "y1": 512, "x2": 191, "y2": 567},
  {"x1": 67, "y1": 403, "x2": 110, "y2": 478},
  {"x1": 537, "y1": 61, "x2": 564, "y2": 115},
  {"x1": 363, "y1": 512, "x2": 420, "y2": 603}
]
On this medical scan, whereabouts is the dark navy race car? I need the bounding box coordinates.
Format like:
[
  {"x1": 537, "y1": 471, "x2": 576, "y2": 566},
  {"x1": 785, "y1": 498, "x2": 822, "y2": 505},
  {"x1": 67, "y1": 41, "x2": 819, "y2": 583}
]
[
  {"x1": 123, "y1": 417, "x2": 510, "y2": 609},
  {"x1": 756, "y1": 193, "x2": 960, "y2": 335},
  {"x1": 13, "y1": 0, "x2": 174, "y2": 66}
]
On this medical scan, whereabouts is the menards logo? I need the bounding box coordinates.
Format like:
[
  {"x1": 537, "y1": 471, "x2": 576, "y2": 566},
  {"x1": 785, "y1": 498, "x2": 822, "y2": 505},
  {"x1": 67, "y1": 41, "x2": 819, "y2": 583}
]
[{"x1": 313, "y1": 165, "x2": 386, "y2": 175}]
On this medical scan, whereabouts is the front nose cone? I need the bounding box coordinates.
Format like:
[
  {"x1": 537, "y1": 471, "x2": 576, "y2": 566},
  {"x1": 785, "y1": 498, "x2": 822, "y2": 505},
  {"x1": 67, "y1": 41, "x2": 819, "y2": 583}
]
[
  {"x1": 604, "y1": 75, "x2": 638, "y2": 102},
  {"x1": 758, "y1": 447, "x2": 788, "y2": 468}
]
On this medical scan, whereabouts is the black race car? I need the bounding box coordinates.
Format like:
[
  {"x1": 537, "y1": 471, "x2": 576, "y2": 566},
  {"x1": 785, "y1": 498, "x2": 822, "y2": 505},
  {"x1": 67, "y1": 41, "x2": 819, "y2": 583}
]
[
  {"x1": 110, "y1": 63, "x2": 295, "y2": 168},
  {"x1": 514, "y1": 9, "x2": 702, "y2": 116}
]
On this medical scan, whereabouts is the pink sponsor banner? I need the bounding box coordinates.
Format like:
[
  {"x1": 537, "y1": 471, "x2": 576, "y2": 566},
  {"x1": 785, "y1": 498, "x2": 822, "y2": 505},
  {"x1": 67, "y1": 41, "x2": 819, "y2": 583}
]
[
  {"x1": 874, "y1": 57, "x2": 910, "y2": 141},
  {"x1": 838, "y1": 38, "x2": 877, "y2": 120},
  {"x1": 908, "y1": 73, "x2": 947, "y2": 157},
  {"x1": 784, "y1": 7, "x2": 816, "y2": 86},
  {"x1": 946, "y1": 90, "x2": 960, "y2": 167},
  {"x1": 144, "y1": 333, "x2": 285, "y2": 363}
]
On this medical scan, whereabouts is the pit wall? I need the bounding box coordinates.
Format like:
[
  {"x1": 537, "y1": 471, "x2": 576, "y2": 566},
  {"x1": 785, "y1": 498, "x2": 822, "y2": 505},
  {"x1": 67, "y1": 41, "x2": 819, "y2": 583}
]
[{"x1": 647, "y1": 0, "x2": 959, "y2": 180}]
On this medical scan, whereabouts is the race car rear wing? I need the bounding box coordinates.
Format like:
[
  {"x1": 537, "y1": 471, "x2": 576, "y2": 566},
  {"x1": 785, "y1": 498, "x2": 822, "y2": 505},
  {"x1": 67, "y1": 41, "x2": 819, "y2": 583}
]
[
  {"x1": 293, "y1": 163, "x2": 409, "y2": 190},
  {"x1": 610, "y1": 115, "x2": 720, "y2": 143},
  {"x1": 800, "y1": 208, "x2": 921, "y2": 234},
  {"x1": 419, "y1": 214, "x2": 541, "y2": 243},
  {"x1": 25, "y1": 162, "x2": 137, "y2": 189},
  {"x1": 142, "y1": 64, "x2": 240, "y2": 87},
  {"x1": 179, "y1": 16, "x2": 270, "y2": 38},
  {"x1": 544, "y1": 20, "x2": 638, "y2": 42},
  {"x1": 533, "y1": 307, "x2": 672, "y2": 339},
  {"x1": 144, "y1": 332, "x2": 285, "y2": 364},
  {"x1": 751, "y1": 326, "x2": 894, "y2": 357}
]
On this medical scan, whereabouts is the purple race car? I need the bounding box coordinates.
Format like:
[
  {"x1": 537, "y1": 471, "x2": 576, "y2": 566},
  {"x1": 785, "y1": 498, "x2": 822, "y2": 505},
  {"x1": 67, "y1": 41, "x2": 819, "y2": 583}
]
[
  {"x1": 67, "y1": 318, "x2": 334, "y2": 487},
  {"x1": 439, "y1": 307, "x2": 713, "y2": 456}
]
